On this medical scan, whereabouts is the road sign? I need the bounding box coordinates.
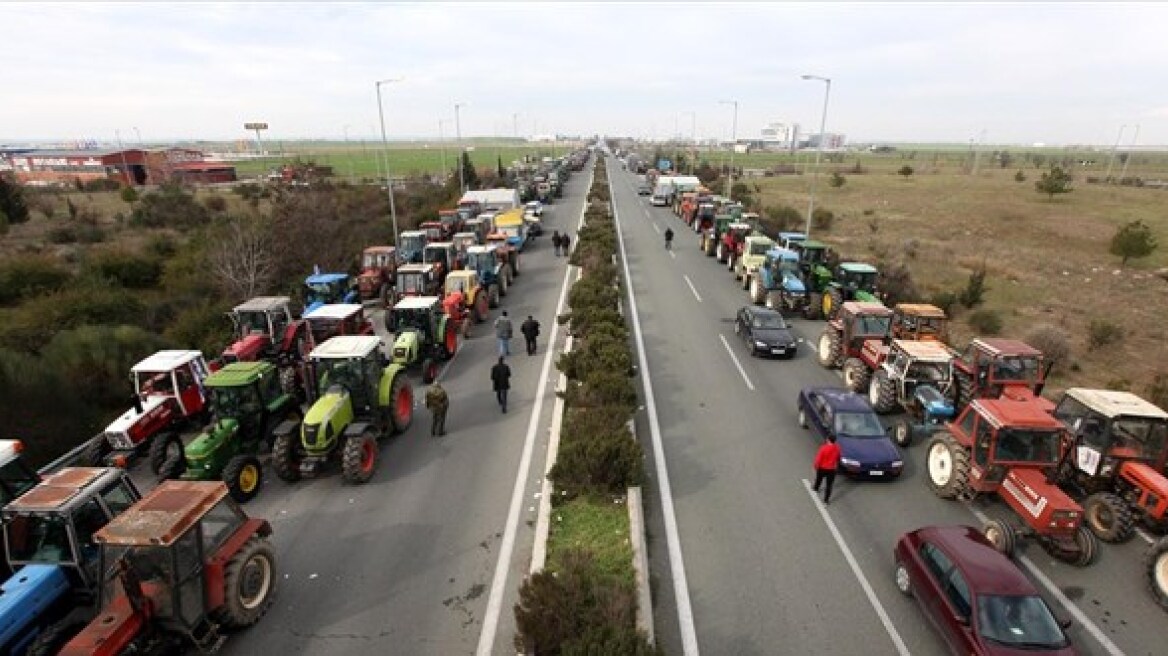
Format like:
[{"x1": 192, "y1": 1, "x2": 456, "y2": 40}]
[{"x1": 244, "y1": 122, "x2": 269, "y2": 131}]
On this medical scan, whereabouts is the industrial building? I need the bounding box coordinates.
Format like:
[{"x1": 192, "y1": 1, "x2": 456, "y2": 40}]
[{"x1": 0, "y1": 147, "x2": 236, "y2": 187}]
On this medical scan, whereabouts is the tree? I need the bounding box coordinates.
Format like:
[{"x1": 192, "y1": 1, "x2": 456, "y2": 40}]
[
  {"x1": 119, "y1": 185, "x2": 139, "y2": 204},
  {"x1": 1014, "y1": 169, "x2": 1026, "y2": 183},
  {"x1": 208, "y1": 215, "x2": 276, "y2": 298},
  {"x1": 460, "y1": 152, "x2": 479, "y2": 190},
  {"x1": 997, "y1": 150, "x2": 1013, "y2": 169},
  {"x1": 829, "y1": 172, "x2": 846, "y2": 188},
  {"x1": 1035, "y1": 166, "x2": 1073, "y2": 200},
  {"x1": 898, "y1": 165, "x2": 914, "y2": 178},
  {"x1": 1109, "y1": 220, "x2": 1158, "y2": 266},
  {"x1": 496, "y1": 155, "x2": 506, "y2": 179},
  {"x1": 0, "y1": 176, "x2": 30, "y2": 224}
]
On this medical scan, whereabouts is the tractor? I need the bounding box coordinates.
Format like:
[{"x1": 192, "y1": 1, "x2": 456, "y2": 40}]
[
  {"x1": 493, "y1": 208, "x2": 530, "y2": 252},
  {"x1": 789, "y1": 239, "x2": 833, "y2": 319},
  {"x1": 387, "y1": 296, "x2": 458, "y2": 384},
  {"x1": 891, "y1": 303, "x2": 951, "y2": 343},
  {"x1": 463, "y1": 217, "x2": 491, "y2": 246},
  {"x1": 951, "y1": 337, "x2": 1050, "y2": 413},
  {"x1": 420, "y1": 219, "x2": 452, "y2": 242},
  {"x1": 217, "y1": 296, "x2": 307, "y2": 368},
  {"x1": 422, "y1": 241, "x2": 456, "y2": 287},
  {"x1": 733, "y1": 234, "x2": 776, "y2": 288},
  {"x1": 444, "y1": 269, "x2": 491, "y2": 325},
  {"x1": 753, "y1": 247, "x2": 807, "y2": 314},
  {"x1": 0, "y1": 467, "x2": 141, "y2": 656},
  {"x1": 715, "y1": 221, "x2": 753, "y2": 264},
  {"x1": 816, "y1": 301, "x2": 894, "y2": 372},
  {"x1": 58, "y1": 481, "x2": 276, "y2": 655},
  {"x1": 451, "y1": 232, "x2": 480, "y2": 268},
  {"x1": 303, "y1": 303, "x2": 375, "y2": 349},
  {"x1": 890, "y1": 384, "x2": 956, "y2": 448},
  {"x1": 700, "y1": 214, "x2": 733, "y2": 256},
  {"x1": 85, "y1": 351, "x2": 210, "y2": 476},
  {"x1": 393, "y1": 263, "x2": 442, "y2": 305},
  {"x1": 865, "y1": 339, "x2": 955, "y2": 415},
  {"x1": 925, "y1": 397, "x2": 1098, "y2": 566},
  {"x1": 455, "y1": 200, "x2": 482, "y2": 226},
  {"x1": 485, "y1": 231, "x2": 522, "y2": 278},
  {"x1": 0, "y1": 439, "x2": 39, "y2": 506},
  {"x1": 272, "y1": 336, "x2": 413, "y2": 484},
  {"x1": 158, "y1": 361, "x2": 302, "y2": 503},
  {"x1": 303, "y1": 271, "x2": 358, "y2": 314},
  {"x1": 820, "y1": 262, "x2": 881, "y2": 320},
  {"x1": 437, "y1": 209, "x2": 464, "y2": 237},
  {"x1": 1052, "y1": 388, "x2": 1168, "y2": 544},
  {"x1": 691, "y1": 201, "x2": 718, "y2": 235},
  {"x1": 397, "y1": 229, "x2": 429, "y2": 264},
  {"x1": 466, "y1": 244, "x2": 510, "y2": 305},
  {"x1": 777, "y1": 231, "x2": 806, "y2": 250},
  {"x1": 356, "y1": 246, "x2": 398, "y2": 306}
]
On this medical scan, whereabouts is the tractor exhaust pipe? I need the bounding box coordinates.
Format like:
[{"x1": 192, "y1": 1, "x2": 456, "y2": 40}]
[{"x1": 131, "y1": 392, "x2": 143, "y2": 415}]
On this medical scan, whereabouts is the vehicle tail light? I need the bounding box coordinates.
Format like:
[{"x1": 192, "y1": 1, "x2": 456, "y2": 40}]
[
  {"x1": 11, "y1": 440, "x2": 24, "y2": 453},
  {"x1": 113, "y1": 454, "x2": 129, "y2": 469}
]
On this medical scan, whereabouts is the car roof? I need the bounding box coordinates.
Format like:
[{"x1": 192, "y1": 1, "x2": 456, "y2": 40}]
[
  {"x1": 393, "y1": 295, "x2": 441, "y2": 310},
  {"x1": 911, "y1": 525, "x2": 1038, "y2": 596},
  {"x1": 303, "y1": 303, "x2": 363, "y2": 320},
  {"x1": 743, "y1": 306, "x2": 784, "y2": 320},
  {"x1": 895, "y1": 303, "x2": 947, "y2": 319},
  {"x1": 894, "y1": 339, "x2": 954, "y2": 363},
  {"x1": 309, "y1": 335, "x2": 382, "y2": 359},
  {"x1": 840, "y1": 262, "x2": 878, "y2": 274},
  {"x1": 204, "y1": 361, "x2": 272, "y2": 388},
  {"x1": 971, "y1": 337, "x2": 1042, "y2": 358},
  {"x1": 233, "y1": 296, "x2": 291, "y2": 312},
  {"x1": 398, "y1": 263, "x2": 435, "y2": 273},
  {"x1": 804, "y1": 387, "x2": 873, "y2": 413},
  {"x1": 95, "y1": 480, "x2": 228, "y2": 547},
  {"x1": 1063, "y1": 388, "x2": 1168, "y2": 420},
  {"x1": 305, "y1": 272, "x2": 349, "y2": 284},
  {"x1": 132, "y1": 350, "x2": 204, "y2": 373}
]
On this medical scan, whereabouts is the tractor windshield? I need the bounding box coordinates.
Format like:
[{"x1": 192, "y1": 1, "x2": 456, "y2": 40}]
[
  {"x1": 446, "y1": 276, "x2": 469, "y2": 295},
  {"x1": 397, "y1": 273, "x2": 424, "y2": 294},
  {"x1": 843, "y1": 270, "x2": 878, "y2": 292},
  {"x1": 400, "y1": 234, "x2": 425, "y2": 254},
  {"x1": 801, "y1": 247, "x2": 827, "y2": 266},
  {"x1": 5, "y1": 513, "x2": 73, "y2": 563},
  {"x1": 316, "y1": 358, "x2": 367, "y2": 393},
  {"x1": 137, "y1": 371, "x2": 175, "y2": 396},
  {"x1": 749, "y1": 242, "x2": 770, "y2": 256},
  {"x1": 466, "y1": 252, "x2": 492, "y2": 273},
  {"x1": 393, "y1": 308, "x2": 431, "y2": 334},
  {"x1": 234, "y1": 310, "x2": 270, "y2": 336},
  {"x1": 363, "y1": 252, "x2": 392, "y2": 268},
  {"x1": 1110, "y1": 417, "x2": 1168, "y2": 461},
  {"x1": 854, "y1": 315, "x2": 892, "y2": 338},
  {"x1": 423, "y1": 248, "x2": 446, "y2": 266},
  {"x1": 992, "y1": 356, "x2": 1041, "y2": 384},
  {"x1": 306, "y1": 281, "x2": 343, "y2": 305},
  {"x1": 993, "y1": 429, "x2": 1062, "y2": 465}
]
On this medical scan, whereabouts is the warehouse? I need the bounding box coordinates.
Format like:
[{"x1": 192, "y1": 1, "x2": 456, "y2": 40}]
[{"x1": 0, "y1": 148, "x2": 235, "y2": 187}]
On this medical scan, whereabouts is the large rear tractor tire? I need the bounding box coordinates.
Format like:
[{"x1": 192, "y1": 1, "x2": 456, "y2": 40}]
[
  {"x1": 474, "y1": 294, "x2": 489, "y2": 323},
  {"x1": 869, "y1": 370, "x2": 898, "y2": 413},
  {"x1": 983, "y1": 519, "x2": 1017, "y2": 558},
  {"x1": 1146, "y1": 537, "x2": 1168, "y2": 611},
  {"x1": 488, "y1": 284, "x2": 500, "y2": 309},
  {"x1": 843, "y1": 358, "x2": 871, "y2": 393},
  {"x1": 149, "y1": 432, "x2": 184, "y2": 475},
  {"x1": 223, "y1": 455, "x2": 263, "y2": 504},
  {"x1": 925, "y1": 433, "x2": 971, "y2": 500},
  {"x1": 422, "y1": 358, "x2": 439, "y2": 384},
  {"x1": 804, "y1": 292, "x2": 823, "y2": 320},
  {"x1": 271, "y1": 432, "x2": 301, "y2": 483},
  {"x1": 750, "y1": 278, "x2": 766, "y2": 305},
  {"x1": 825, "y1": 287, "x2": 845, "y2": 320},
  {"x1": 388, "y1": 371, "x2": 413, "y2": 435},
  {"x1": 1083, "y1": 492, "x2": 1136, "y2": 543},
  {"x1": 83, "y1": 436, "x2": 112, "y2": 467},
  {"x1": 341, "y1": 432, "x2": 378, "y2": 484},
  {"x1": 511, "y1": 254, "x2": 521, "y2": 277},
  {"x1": 217, "y1": 536, "x2": 276, "y2": 628},
  {"x1": 817, "y1": 329, "x2": 842, "y2": 369},
  {"x1": 441, "y1": 320, "x2": 458, "y2": 360},
  {"x1": 952, "y1": 369, "x2": 974, "y2": 413}
]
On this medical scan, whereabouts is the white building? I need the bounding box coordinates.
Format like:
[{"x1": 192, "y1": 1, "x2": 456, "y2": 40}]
[{"x1": 760, "y1": 122, "x2": 799, "y2": 150}]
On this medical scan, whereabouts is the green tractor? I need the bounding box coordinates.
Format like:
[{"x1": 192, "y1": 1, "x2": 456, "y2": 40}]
[
  {"x1": 820, "y1": 262, "x2": 881, "y2": 320},
  {"x1": 788, "y1": 239, "x2": 834, "y2": 318},
  {"x1": 272, "y1": 335, "x2": 413, "y2": 485},
  {"x1": 158, "y1": 361, "x2": 301, "y2": 503},
  {"x1": 388, "y1": 295, "x2": 459, "y2": 384}
]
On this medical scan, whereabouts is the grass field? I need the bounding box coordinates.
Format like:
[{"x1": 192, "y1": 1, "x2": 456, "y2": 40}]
[{"x1": 547, "y1": 495, "x2": 635, "y2": 585}]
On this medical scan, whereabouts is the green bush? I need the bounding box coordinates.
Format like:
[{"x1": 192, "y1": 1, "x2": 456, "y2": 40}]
[
  {"x1": 550, "y1": 422, "x2": 644, "y2": 495},
  {"x1": 0, "y1": 255, "x2": 72, "y2": 306},
  {"x1": 130, "y1": 184, "x2": 210, "y2": 230},
  {"x1": 0, "y1": 282, "x2": 147, "y2": 354},
  {"x1": 761, "y1": 205, "x2": 803, "y2": 234},
  {"x1": 967, "y1": 309, "x2": 1003, "y2": 335},
  {"x1": 958, "y1": 264, "x2": 989, "y2": 308},
  {"x1": 0, "y1": 348, "x2": 100, "y2": 468},
  {"x1": 1088, "y1": 318, "x2": 1124, "y2": 350},
  {"x1": 86, "y1": 250, "x2": 163, "y2": 289},
  {"x1": 75, "y1": 223, "x2": 106, "y2": 244},
  {"x1": 562, "y1": 625, "x2": 660, "y2": 656},
  {"x1": 566, "y1": 369, "x2": 638, "y2": 410},
  {"x1": 812, "y1": 207, "x2": 834, "y2": 232},
  {"x1": 163, "y1": 299, "x2": 233, "y2": 356},
  {"x1": 41, "y1": 325, "x2": 172, "y2": 406}
]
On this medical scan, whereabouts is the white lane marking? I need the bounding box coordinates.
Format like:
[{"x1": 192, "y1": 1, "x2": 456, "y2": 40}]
[
  {"x1": 802, "y1": 479, "x2": 911, "y2": 656},
  {"x1": 1137, "y1": 527, "x2": 1155, "y2": 544},
  {"x1": 476, "y1": 166, "x2": 593, "y2": 656},
  {"x1": 718, "y1": 334, "x2": 755, "y2": 391},
  {"x1": 652, "y1": 222, "x2": 661, "y2": 234},
  {"x1": 969, "y1": 508, "x2": 1124, "y2": 656},
  {"x1": 613, "y1": 169, "x2": 701, "y2": 656},
  {"x1": 669, "y1": 250, "x2": 676, "y2": 260},
  {"x1": 683, "y1": 275, "x2": 703, "y2": 303}
]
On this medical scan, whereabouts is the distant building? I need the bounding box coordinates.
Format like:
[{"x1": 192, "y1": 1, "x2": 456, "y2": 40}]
[
  {"x1": 0, "y1": 147, "x2": 236, "y2": 187},
  {"x1": 801, "y1": 133, "x2": 848, "y2": 150},
  {"x1": 760, "y1": 122, "x2": 799, "y2": 150}
]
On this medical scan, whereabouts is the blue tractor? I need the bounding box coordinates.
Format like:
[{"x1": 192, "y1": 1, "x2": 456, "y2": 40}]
[
  {"x1": 890, "y1": 382, "x2": 955, "y2": 448},
  {"x1": 0, "y1": 467, "x2": 141, "y2": 656},
  {"x1": 304, "y1": 271, "x2": 359, "y2": 315},
  {"x1": 750, "y1": 247, "x2": 808, "y2": 315}
]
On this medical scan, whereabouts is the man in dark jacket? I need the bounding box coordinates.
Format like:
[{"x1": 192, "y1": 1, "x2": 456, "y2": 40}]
[
  {"x1": 494, "y1": 310, "x2": 513, "y2": 357},
  {"x1": 424, "y1": 381, "x2": 449, "y2": 437},
  {"x1": 491, "y1": 356, "x2": 511, "y2": 413},
  {"x1": 520, "y1": 315, "x2": 541, "y2": 355},
  {"x1": 561, "y1": 232, "x2": 571, "y2": 256},
  {"x1": 551, "y1": 231, "x2": 562, "y2": 256}
]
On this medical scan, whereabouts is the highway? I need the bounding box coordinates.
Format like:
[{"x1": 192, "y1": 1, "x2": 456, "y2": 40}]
[{"x1": 608, "y1": 156, "x2": 1166, "y2": 656}]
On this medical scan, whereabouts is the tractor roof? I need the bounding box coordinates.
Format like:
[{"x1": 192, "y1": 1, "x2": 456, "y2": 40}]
[
  {"x1": 309, "y1": 335, "x2": 383, "y2": 359},
  {"x1": 305, "y1": 272, "x2": 349, "y2": 284},
  {"x1": 1063, "y1": 388, "x2": 1168, "y2": 420},
  {"x1": 204, "y1": 361, "x2": 273, "y2": 388},
  {"x1": 778, "y1": 231, "x2": 806, "y2": 242},
  {"x1": 397, "y1": 263, "x2": 435, "y2": 274},
  {"x1": 840, "y1": 262, "x2": 878, "y2": 274},
  {"x1": 446, "y1": 270, "x2": 477, "y2": 282},
  {"x1": 94, "y1": 480, "x2": 228, "y2": 547},
  {"x1": 801, "y1": 240, "x2": 829, "y2": 250},
  {"x1": 394, "y1": 295, "x2": 442, "y2": 311},
  {"x1": 895, "y1": 303, "x2": 947, "y2": 319},
  {"x1": 974, "y1": 398, "x2": 1065, "y2": 431},
  {"x1": 233, "y1": 296, "x2": 291, "y2": 313},
  {"x1": 425, "y1": 241, "x2": 454, "y2": 249},
  {"x1": 729, "y1": 222, "x2": 752, "y2": 230},
  {"x1": 5, "y1": 468, "x2": 125, "y2": 514},
  {"x1": 745, "y1": 234, "x2": 774, "y2": 245},
  {"x1": 766, "y1": 247, "x2": 799, "y2": 261},
  {"x1": 843, "y1": 301, "x2": 892, "y2": 317},
  {"x1": 467, "y1": 244, "x2": 498, "y2": 254},
  {"x1": 399, "y1": 230, "x2": 427, "y2": 237},
  {"x1": 453, "y1": 232, "x2": 477, "y2": 239},
  {"x1": 303, "y1": 303, "x2": 363, "y2": 321},
  {"x1": 362, "y1": 245, "x2": 396, "y2": 255},
  {"x1": 971, "y1": 337, "x2": 1042, "y2": 358},
  {"x1": 132, "y1": 350, "x2": 204, "y2": 373},
  {"x1": 893, "y1": 339, "x2": 954, "y2": 363}
]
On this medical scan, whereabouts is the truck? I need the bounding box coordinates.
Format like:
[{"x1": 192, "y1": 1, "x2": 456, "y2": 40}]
[
  {"x1": 459, "y1": 188, "x2": 521, "y2": 213},
  {"x1": 492, "y1": 208, "x2": 530, "y2": 252}
]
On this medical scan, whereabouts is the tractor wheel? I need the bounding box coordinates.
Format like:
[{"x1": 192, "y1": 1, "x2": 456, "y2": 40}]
[
  {"x1": 1083, "y1": 492, "x2": 1135, "y2": 543},
  {"x1": 511, "y1": 255, "x2": 521, "y2": 277},
  {"x1": 83, "y1": 436, "x2": 112, "y2": 467},
  {"x1": 894, "y1": 560, "x2": 912, "y2": 597},
  {"x1": 983, "y1": 519, "x2": 1017, "y2": 558},
  {"x1": 1068, "y1": 526, "x2": 1099, "y2": 567},
  {"x1": 804, "y1": 292, "x2": 822, "y2": 320},
  {"x1": 461, "y1": 316, "x2": 472, "y2": 338},
  {"x1": 271, "y1": 432, "x2": 301, "y2": 482},
  {"x1": 843, "y1": 358, "x2": 871, "y2": 393},
  {"x1": 26, "y1": 618, "x2": 87, "y2": 656},
  {"x1": 217, "y1": 536, "x2": 276, "y2": 628},
  {"x1": 341, "y1": 432, "x2": 378, "y2": 484},
  {"x1": 750, "y1": 278, "x2": 766, "y2": 305},
  {"x1": 892, "y1": 417, "x2": 913, "y2": 447},
  {"x1": 488, "y1": 284, "x2": 500, "y2": 309},
  {"x1": 951, "y1": 369, "x2": 974, "y2": 413},
  {"x1": 223, "y1": 455, "x2": 262, "y2": 504},
  {"x1": 741, "y1": 273, "x2": 750, "y2": 291},
  {"x1": 728, "y1": 255, "x2": 736, "y2": 272},
  {"x1": 148, "y1": 432, "x2": 184, "y2": 475},
  {"x1": 499, "y1": 273, "x2": 509, "y2": 297},
  {"x1": 705, "y1": 239, "x2": 715, "y2": 257},
  {"x1": 158, "y1": 451, "x2": 186, "y2": 481},
  {"x1": 716, "y1": 242, "x2": 726, "y2": 262},
  {"x1": 422, "y1": 358, "x2": 439, "y2": 384},
  {"x1": 475, "y1": 294, "x2": 489, "y2": 323},
  {"x1": 925, "y1": 433, "x2": 971, "y2": 500},
  {"x1": 442, "y1": 320, "x2": 458, "y2": 360},
  {"x1": 825, "y1": 287, "x2": 845, "y2": 320},
  {"x1": 817, "y1": 329, "x2": 842, "y2": 369},
  {"x1": 869, "y1": 370, "x2": 898, "y2": 413},
  {"x1": 388, "y1": 371, "x2": 413, "y2": 434},
  {"x1": 1146, "y1": 537, "x2": 1168, "y2": 611},
  {"x1": 379, "y1": 283, "x2": 390, "y2": 308}
]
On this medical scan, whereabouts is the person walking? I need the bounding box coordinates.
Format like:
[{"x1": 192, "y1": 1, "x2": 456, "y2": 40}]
[
  {"x1": 520, "y1": 315, "x2": 541, "y2": 355},
  {"x1": 664, "y1": 227, "x2": 674, "y2": 250},
  {"x1": 811, "y1": 434, "x2": 842, "y2": 504},
  {"x1": 424, "y1": 381, "x2": 449, "y2": 437},
  {"x1": 494, "y1": 310, "x2": 513, "y2": 357},
  {"x1": 491, "y1": 356, "x2": 511, "y2": 413},
  {"x1": 551, "y1": 231, "x2": 562, "y2": 256},
  {"x1": 561, "y1": 232, "x2": 571, "y2": 257}
]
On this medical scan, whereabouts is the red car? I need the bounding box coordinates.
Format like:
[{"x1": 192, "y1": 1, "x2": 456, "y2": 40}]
[{"x1": 894, "y1": 526, "x2": 1077, "y2": 655}]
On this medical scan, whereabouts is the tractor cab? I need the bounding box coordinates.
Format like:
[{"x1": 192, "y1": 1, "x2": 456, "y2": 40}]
[
  {"x1": 892, "y1": 303, "x2": 951, "y2": 343},
  {"x1": 302, "y1": 303, "x2": 374, "y2": 347},
  {"x1": 393, "y1": 263, "x2": 440, "y2": 302},
  {"x1": 452, "y1": 232, "x2": 479, "y2": 263},
  {"x1": 868, "y1": 339, "x2": 955, "y2": 414},
  {"x1": 466, "y1": 245, "x2": 502, "y2": 280},
  {"x1": 389, "y1": 297, "x2": 441, "y2": 342},
  {"x1": 422, "y1": 242, "x2": 456, "y2": 283},
  {"x1": 419, "y1": 221, "x2": 446, "y2": 243},
  {"x1": 839, "y1": 301, "x2": 893, "y2": 354},
  {"x1": 463, "y1": 218, "x2": 489, "y2": 245},
  {"x1": 388, "y1": 297, "x2": 455, "y2": 382},
  {"x1": 397, "y1": 230, "x2": 429, "y2": 264},
  {"x1": 793, "y1": 239, "x2": 830, "y2": 269},
  {"x1": 219, "y1": 297, "x2": 298, "y2": 368},
  {"x1": 952, "y1": 338, "x2": 1049, "y2": 412},
  {"x1": 778, "y1": 231, "x2": 806, "y2": 251},
  {"x1": 456, "y1": 201, "x2": 482, "y2": 225},
  {"x1": 1054, "y1": 389, "x2": 1168, "y2": 475},
  {"x1": 303, "y1": 272, "x2": 357, "y2": 314},
  {"x1": 309, "y1": 336, "x2": 386, "y2": 417},
  {"x1": 357, "y1": 246, "x2": 398, "y2": 304},
  {"x1": 444, "y1": 270, "x2": 489, "y2": 324},
  {"x1": 0, "y1": 439, "x2": 39, "y2": 505},
  {"x1": 694, "y1": 203, "x2": 717, "y2": 231},
  {"x1": 836, "y1": 262, "x2": 879, "y2": 297},
  {"x1": 438, "y1": 209, "x2": 463, "y2": 236}
]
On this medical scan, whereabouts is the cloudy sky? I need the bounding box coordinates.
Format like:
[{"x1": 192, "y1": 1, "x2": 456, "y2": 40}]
[{"x1": 2, "y1": 2, "x2": 1166, "y2": 146}]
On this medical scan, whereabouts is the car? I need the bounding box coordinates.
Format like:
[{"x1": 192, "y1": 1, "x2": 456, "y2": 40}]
[
  {"x1": 523, "y1": 200, "x2": 544, "y2": 217},
  {"x1": 637, "y1": 184, "x2": 651, "y2": 196},
  {"x1": 797, "y1": 387, "x2": 903, "y2": 477},
  {"x1": 734, "y1": 306, "x2": 797, "y2": 358},
  {"x1": 894, "y1": 525, "x2": 1076, "y2": 655}
]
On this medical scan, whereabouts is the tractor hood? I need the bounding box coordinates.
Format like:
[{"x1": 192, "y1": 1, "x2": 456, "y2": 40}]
[
  {"x1": 182, "y1": 418, "x2": 238, "y2": 473},
  {"x1": 913, "y1": 385, "x2": 954, "y2": 419},
  {"x1": 1118, "y1": 461, "x2": 1168, "y2": 507},
  {"x1": 302, "y1": 386, "x2": 353, "y2": 452},
  {"x1": 392, "y1": 330, "x2": 421, "y2": 365},
  {"x1": 105, "y1": 395, "x2": 169, "y2": 435},
  {"x1": 0, "y1": 564, "x2": 71, "y2": 645},
  {"x1": 223, "y1": 334, "x2": 269, "y2": 362},
  {"x1": 780, "y1": 270, "x2": 806, "y2": 294},
  {"x1": 304, "y1": 300, "x2": 325, "y2": 315}
]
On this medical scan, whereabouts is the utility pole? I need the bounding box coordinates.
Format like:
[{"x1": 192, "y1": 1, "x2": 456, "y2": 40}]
[
  {"x1": 438, "y1": 119, "x2": 449, "y2": 182},
  {"x1": 375, "y1": 77, "x2": 403, "y2": 252},
  {"x1": 1104, "y1": 124, "x2": 1127, "y2": 183},
  {"x1": 719, "y1": 100, "x2": 738, "y2": 202},
  {"x1": 801, "y1": 74, "x2": 832, "y2": 238},
  {"x1": 1118, "y1": 124, "x2": 1140, "y2": 182},
  {"x1": 455, "y1": 102, "x2": 466, "y2": 194}
]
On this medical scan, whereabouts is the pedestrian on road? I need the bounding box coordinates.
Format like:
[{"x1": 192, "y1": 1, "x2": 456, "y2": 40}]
[
  {"x1": 494, "y1": 310, "x2": 513, "y2": 357},
  {"x1": 551, "y1": 231, "x2": 562, "y2": 256},
  {"x1": 812, "y1": 434, "x2": 842, "y2": 504},
  {"x1": 561, "y1": 232, "x2": 571, "y2": 257},
  {"x1": 424, "y1": 381, "x2": 449, "y2": 437},
  {"x1": 520, "y1": 315, "x2": 541, "y2": 356},
  {"x1": 664, "y1": 227, "x2": 674, "y2": 250},
  {"x1": 491, "y1": 356, "x2": 511, "y2": 413}
]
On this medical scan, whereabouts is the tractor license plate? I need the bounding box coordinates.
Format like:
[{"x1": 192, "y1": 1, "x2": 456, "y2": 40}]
[{"x1": 869, "y1": 470, "x2": 884, "y2": 476}]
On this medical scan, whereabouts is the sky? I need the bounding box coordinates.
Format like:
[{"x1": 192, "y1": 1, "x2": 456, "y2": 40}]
[{"x1": 2, "y1": 1, "x2": 1167, "y2": 147}]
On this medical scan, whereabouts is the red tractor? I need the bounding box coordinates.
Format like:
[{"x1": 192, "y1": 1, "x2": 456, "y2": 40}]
[
  {"x1": 60, "y1": 480, "x2": 276, "y2": 656},
  {"x1": 85, "y1": 351, "x2": 211, "y2": 475},
  {"x1": 216, "y1": 296, "x2": 308, "y2": 368},
  {"x1": 419, "y1": 220, "x2": 447, "y2": 243},
  {"x1": 718, "y1": 222, "x2": 753, "y2": 268},
  {"x1": 393, "y1": 263, "x2": 442, "y2": 304},
  {"x1": 925, "y1": 396, "x2": 1098, "y2": 566},
  {"x1": 302, "y1": 303, "x2": 375, "y2": 349},
  {"x1": 815, "y1": 301, "x2": 894, "y2": 372},
  {"x1": 356, "y1": 246, "x2": 398, "y2": 306},
  {"x1": 437, "y1": 209, "x2": 464, "y2": 236},
  {"x1": 951, "y1": 337, "x2": 1051, "y2": 413},
  {"x1": 422, "y1": 241, "x2": 457, "y2": 287}
]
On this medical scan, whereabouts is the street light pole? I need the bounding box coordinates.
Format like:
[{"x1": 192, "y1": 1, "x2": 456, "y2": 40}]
[
  {"x1": 454, "y1": 102, "x2": 466, "y2": 194},
  {"x1": 438, "y1": 119, "x2": 450, "y2": 182},
  {"x1": 343, "y1": 124, "x2": 356, "y2": 184},
  {"x1": 375, "y1": 77, "x2": 403, "y2": 253},
  {"x1": 684, "y1": 111, "x2": 696, "y2": 174},
  {"x1": 801, "y1": 74, "x2": 832, "y2": 238},
  {"x1": 1118, "y1": 123, "x2": 1140, "y2": 182},
  {"x1": 719, "y1": 100, "x2": 738, "y2": 202}
]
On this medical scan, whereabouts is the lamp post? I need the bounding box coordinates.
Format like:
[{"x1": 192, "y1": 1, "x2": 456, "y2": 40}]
[
  {"x1": 438, "y1": 119, "x2": 450, "y2": 182},
  {"x1": 343, "y1": 124, "x2": 356, "y2": 184},
  {"x1": 683, "y1": 111, "x2": 696, "y2": 174},
  {"x1": 1118, "y1": 124, "x2": 1140, "y2": 182},
  {"x1": 454, "y1": 102, "x2": 466, "y2": 194},
  {"x1": 719, "y1": 100, "x2": 738, "y2": 202},
  {"x1": 801, "y1": 74, "x2": 831, "y2": 238},
  {"x1": 375, "y1": 77, "x2": 403, "y2": 252}
]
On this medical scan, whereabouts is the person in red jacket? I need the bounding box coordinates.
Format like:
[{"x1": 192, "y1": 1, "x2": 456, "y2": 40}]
[{"x1": 812, "y1": 435, "x2": 842, "y2": 504}]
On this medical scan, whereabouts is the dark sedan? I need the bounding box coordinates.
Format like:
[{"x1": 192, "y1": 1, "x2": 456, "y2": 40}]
[
  {"x1": 797, "y1": 387, "x2": 903, "y2": 477},
  {"x1": 894, "y1": 526, "x2": 1077, "y2": 655},
  {"x1": 735, "y1": 306, "x2": 797, "y2": 358}
]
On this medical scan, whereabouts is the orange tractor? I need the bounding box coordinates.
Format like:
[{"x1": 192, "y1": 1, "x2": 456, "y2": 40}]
[
  {"x1": 356, "y1": 246, "x2": 398, "y2": 306},
  {"x1": 950, "y1": 337, "x2": 1051, "y2": 413}
]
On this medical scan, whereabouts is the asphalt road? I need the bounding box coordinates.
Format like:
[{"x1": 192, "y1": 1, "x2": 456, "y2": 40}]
[{"x1": 609, "y1": 157, "x2": 1166, "y2": 656}]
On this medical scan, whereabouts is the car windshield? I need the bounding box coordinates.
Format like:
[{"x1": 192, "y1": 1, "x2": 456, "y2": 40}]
[
  {"x1": 994, "y1": 429, "x2": 1061, "y2": 464},
  {"x1": 752, "y1": 313, "x2": 786, "y2": 330},
  {"x1": 5, "y1": 513, "x2": 75, "y2": 564},
  {"x1": 834, "y1": 411, "x2": 885, "y2": 437},
  {"x1": 977, "y1": 595, "x2": 1068, "y2": 649}
]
